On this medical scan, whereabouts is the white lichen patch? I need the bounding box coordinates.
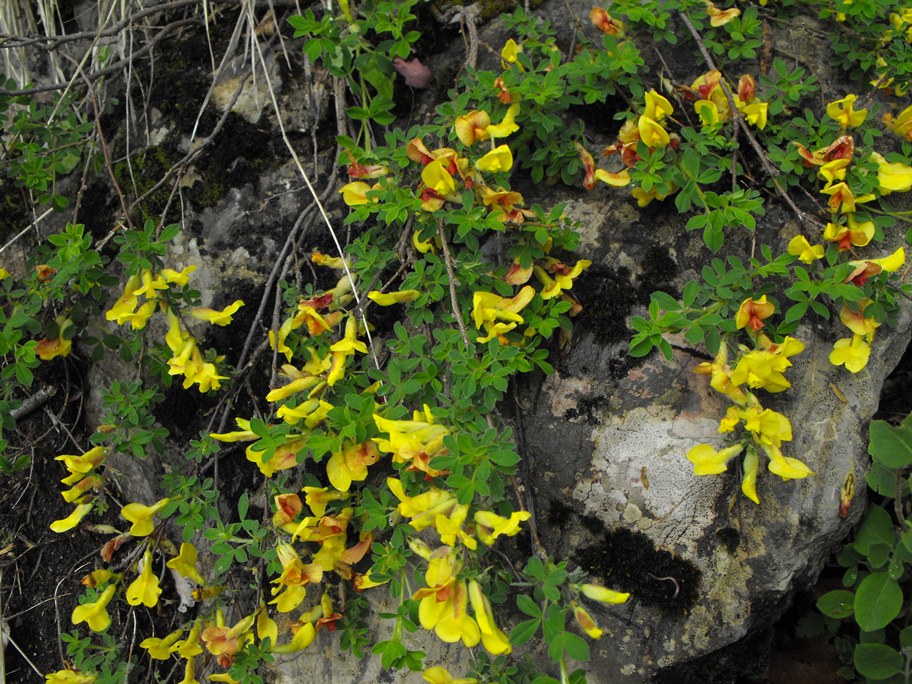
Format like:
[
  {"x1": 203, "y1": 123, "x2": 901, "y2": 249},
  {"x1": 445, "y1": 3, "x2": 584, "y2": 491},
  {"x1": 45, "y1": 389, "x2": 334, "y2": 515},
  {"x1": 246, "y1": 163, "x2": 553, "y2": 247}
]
[{"x1": 575, "y1": 406, "x2": 721, "y2": 554}]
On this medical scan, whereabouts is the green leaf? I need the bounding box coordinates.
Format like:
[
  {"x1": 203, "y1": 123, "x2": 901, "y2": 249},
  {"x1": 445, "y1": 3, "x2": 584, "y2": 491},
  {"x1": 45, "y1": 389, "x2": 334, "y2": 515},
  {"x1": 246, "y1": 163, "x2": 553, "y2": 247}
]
[
  {"x1": 682, "y1": 280, "x2": 699, "y2": 307},
  {"x1": 510, "y1": 618, "x2": 540, "y2": 646},
  {"x1": 517, "y1": 594, "x2": 542, "y2": 618},
  {"x1": 562, "y1": 632, "x2": 590, "y2": 662},
  {"x1": 854, "y1": 572, "x2": 903, "y2": 631},
  {"x1": 853, "y1": 507, "x2": 895, "y2": 557},
  {"x1": 869, "y1": 420, "x2": 912, "y2": 469},
  {"x1": 816, "y1": 590, "x2": 854, "y2": 619},
  {"x1": 853, "y1": 643, "x2": 903, "y2": 680},
  {"x1": 866, "y1": 462, "x2": 897, "y2": 496}
]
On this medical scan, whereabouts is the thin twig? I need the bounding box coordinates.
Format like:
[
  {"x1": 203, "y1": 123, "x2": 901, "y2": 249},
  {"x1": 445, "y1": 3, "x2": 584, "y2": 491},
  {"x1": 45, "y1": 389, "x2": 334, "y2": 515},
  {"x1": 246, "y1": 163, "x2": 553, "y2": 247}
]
[
  {"x1": 83, "y1": 73, "x2": 134, "y2": 229},
  {"x1": 0, "y1": 208, "x2": 52, "y2": 255},
  {"x1": 511, "y1": 394, "x2": 548, "y2": 561},
  {"x1": 9, "y1": 386, "x2": 56, "y2": 422},
  {"x1": 251, "y1": 27, "x2": 381, "y2": 370},
  {"x1": 0, "y1": 18, "x2": 200, "y2": 97},
  {"x1": 436, "y1": 222, "x2": 471, "y2": 347}
]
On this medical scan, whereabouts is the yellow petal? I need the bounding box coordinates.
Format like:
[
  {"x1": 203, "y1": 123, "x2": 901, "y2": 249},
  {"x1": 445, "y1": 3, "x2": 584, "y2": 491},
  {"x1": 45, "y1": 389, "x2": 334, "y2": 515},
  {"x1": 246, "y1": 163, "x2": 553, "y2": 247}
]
[{"x1": 50, "y1": 503, "x2": 93, "y2": 533}]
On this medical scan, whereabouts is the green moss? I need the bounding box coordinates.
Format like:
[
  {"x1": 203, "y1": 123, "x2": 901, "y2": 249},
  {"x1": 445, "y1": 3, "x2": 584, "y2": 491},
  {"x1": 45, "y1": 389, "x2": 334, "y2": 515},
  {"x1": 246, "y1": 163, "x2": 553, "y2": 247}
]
[
  {"x1": 112, "y1": 144, "x2": 182, "y2": 223},
  {"x1": 572, "y1": 519, "x2": 701, "y2": 615},
  {"x1": 575, "y1": 264, "x2": 636, "y2": 345},
  {"x1": 0, "y1": 185, "x2": 29, "y2": 242},
  {"x1": 193, "y1": 179, "x2": 227, "y2": 209}
]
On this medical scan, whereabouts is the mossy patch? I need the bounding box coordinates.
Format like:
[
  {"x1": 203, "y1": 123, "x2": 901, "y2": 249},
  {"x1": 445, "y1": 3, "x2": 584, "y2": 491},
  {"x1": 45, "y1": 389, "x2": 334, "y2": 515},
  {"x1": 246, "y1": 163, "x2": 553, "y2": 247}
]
[
  {"x1": 573, "y1": 245, "x2": 678, "y2": 346},
  {"x1": 557, "y1": 504, "x2": 700, "y2": 615},
  {"x1": 112, "y1": 144, "x2": 182, "y2": 223},
  {"x1": 0, "y1": 185, "x2": 30, "y2": 245},
  {"x1": 186, "y1": 113, "x2": 281, "y2": 211}
]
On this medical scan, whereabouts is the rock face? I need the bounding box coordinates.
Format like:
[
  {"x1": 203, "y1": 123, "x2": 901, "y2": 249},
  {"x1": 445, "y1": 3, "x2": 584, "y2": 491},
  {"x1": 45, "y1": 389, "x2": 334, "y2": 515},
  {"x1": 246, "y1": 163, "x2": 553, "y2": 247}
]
[
  {"x1": 68, "y1": 0, "x2": 911, "y2": 681},
  {"x1": 518, "y1": 195, "x2": 912, "y2": 680}
]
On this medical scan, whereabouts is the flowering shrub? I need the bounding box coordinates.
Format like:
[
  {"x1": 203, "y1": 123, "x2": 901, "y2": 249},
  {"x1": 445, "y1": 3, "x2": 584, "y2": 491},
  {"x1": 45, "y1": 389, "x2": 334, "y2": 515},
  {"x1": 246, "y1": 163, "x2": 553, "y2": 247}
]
[{"x1": 1, "y1": 0, "x2": 911, "y2": 683}]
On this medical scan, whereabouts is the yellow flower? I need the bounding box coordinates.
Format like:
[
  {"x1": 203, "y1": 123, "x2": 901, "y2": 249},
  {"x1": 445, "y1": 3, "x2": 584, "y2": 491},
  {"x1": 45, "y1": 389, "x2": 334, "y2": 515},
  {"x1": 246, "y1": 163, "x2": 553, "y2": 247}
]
[
  {"x1": 818, "y1": 157, "x2": 850, "y2": 186},
  {"x1": 166, "y1": 542, "x2": 206, "y2": 585},
  {"x1": 473, "y1": 510, "x2": 531, "y2": 545},
  {"x1": 823, "y1": 214, "x2": 874, "y2": 251},
  {"x1": 326, "y1": 441, "x2": 381, "y2": 492},
  {"x1": 468, "y1": 580, "x2": 512, "y2": 655},
  {"x1": 271, "y1": 620, "x2": 316, "y2": 653},
  {"x1": 501, "y1": 39, "x2": 521, "y2": 66},
  {"x1": 696, "y1": 99, "x2": 721, "y2": 127},
  {"x1": 705, "y1": 1, "x2": 740, "y2": 26},
  {"x1": 826, "y1": 94, "x2": 868, "y2": 128},
  {"x1": 36, "y1": 316, "x2": 74, "y2": 360},
  {"x1": 872, "y1": 152, "x2": 912, "y2": 193},
  {"x1": 637, "y1": 115, "x2": 670, "y2": 148},
  {"x1": 121, "y1": 497, "x2": 171, "y2": 537},
  {"x1": 178, "y1": 657, "x2": 199, "y2": 684},
  {"x1": 454, "y1": 110, "x2": 491, "y2": 146},
  {"x1": 820, "y1": 182, "x2": 875, "y2": 214},
  {"x1": 276, "y1": 398, "x2": 333, "y2": 427},
  {"x1": 846, "y1": 247, "x2": 906, "y2": 285},
  {"x1": 572, "y1": 603, "x2": 603, "y2": 639},
  {"x1": 486, "y1": 103, "x2": 521, "y2": 139},
  {"x1": 126, "y1": 548, "x2": 162, "y2": 608},
  {"x1": 764, "y1": 443, "x2": 814, "y2": 480},
  {"x1": 387, "y1": 478, "x2": 459, "y2": 532},
  {"x1": 534, "y1": 259, "x2": 591, "y2": 300},
  {"x1": 594, "y1": 168, "x2": 631, "y2": 187},
  {"x1": 303, "y1": 486, "x2": 346, "y2": 517},
  {"x1": 685, "y1": 443, "x2": 744, "y2": 475},
  {"x1": 419, "y1": 578, "x2": 481, "y2": 647},
  {"x1": 141, "y1": 628, "x2": 183, "y2": 659},
  {"x1": 475, "y1": 144, "x2": 514, "y2": 173},
  {"x1": 729, "y1": 336, "x2": 805, "y2": 393},
  {"x1": 740, "y1": 405, "x2": 793, "y2": 447},
  {"x1": 421, "y1": 158, "x2": 458, "y2": 197},
  {"x1": 787, "y1": 235, "x2": 824, "y2": 264},
  {"x1": 105, "y1": 275, "x2": 142, "y2": 325},
  {"x1": 71, "y1": 584, "x2": 116, "y2": 632},
  {"x1": 45, "y1": 670, "x2": 96, "y2": 683},
  {"x1": 472, "y1": 286, "x2": 535, "y2": 343},
  {"x1": 50, "y1": 502, "x2": 93, "y2": 533},
  {"x1": 741, "y1": 446, "x2": 760, "y2": 504},
  {"x1": 339, "y1": 181, "x2": 373, "y2": 206},
  {"x1": 643, "y1": 90, "x2": 673, "y2": 122},
  {"x1": 161, "y1": 265, "x2": 197, "y2": 286},
  {"x1": 829, "y1": 334, "x2": 871, "y2": 373},
  {"x1": 173, "y1": 621, "x2": 203, "y2": 658},
  {"x1": 61, "y1": 475, "x2": 102, "y2": 503},
  {"x1": 839, "y1": 300, "x2": 879, "y2": 339},
  {"x1": 210, "y1": 418, "x2": 257, "y2": 442},
  {"x1": 373, "y1": 407, "x2": 450, "y2": 477},
  {"x1": 257, "y1": 605, "x2": 279, "y2": 644},
  {"x1": 589, "y1": 7, "x2": 625, "y2": 35},
  {"x1": 579, "y1": 582, "x2": 630, "y2": 604},
  {"x1": 422, "y1": 666, "x2": 478, "y2": 684},
  {"x1": 189, "y1": 300, "x2": 244, "y2": 326},
  {"x1": 270, "y1": 543, "x2": 324, "y2": 612},
  {"x1": 734, "y1": 295, "x2": 774, "y2": 332},
  {"x1": 56, "y1": 446, "x2": 107, "y2": 474},
  {"x1": 883, "y1": 104, "x2": 912, "y2": 142},
  {"x1": 739, "y1": 101, "x2": 768, "y2": 130},
  {"x1": 367, "y1": 289, "x2": 420, "y2": 305},
  {"x1": 134, "y1": 269, "x2": 168, "y2": 298}
]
